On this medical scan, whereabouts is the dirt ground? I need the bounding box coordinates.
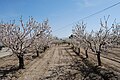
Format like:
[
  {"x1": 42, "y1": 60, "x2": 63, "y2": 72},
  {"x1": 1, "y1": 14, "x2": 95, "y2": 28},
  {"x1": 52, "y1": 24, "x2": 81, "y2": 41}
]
[
  {"x1": 0, "y1": 48, "x2": 12, "y2": 58},
  {"x1": 80, "y1": 48, "x2": 120, "y2": 74},
  {"x1": 0, "y1": 44, "x2": 120, "y2": 80}
]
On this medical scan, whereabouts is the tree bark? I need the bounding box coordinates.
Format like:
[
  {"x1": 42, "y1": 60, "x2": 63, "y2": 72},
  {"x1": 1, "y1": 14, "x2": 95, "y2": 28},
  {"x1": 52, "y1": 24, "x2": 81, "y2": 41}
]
[
  {"x1": 78, "y1": 47, "x2": 80, "y2": 54},
  {"x1": 43, "y1": 47, "x2": 47, "y2": 52},
  {"x1": 72, "y1": 44, "x2": 74, "y2": 49},
  {"x1": 36, "y1": 50, "x2": 39, "y2": 57},
  {"x1": 85, "y1": 49, "x2": 88, "y2": 58},
  {"x1": 97, "y1": 51, "x2": 101, "y2": 66},
  {"x1": 18, "y1": 55, "x2": 24, "y2": 69},
  {"x1": 0, "y1": 46, "x2": 2, "y2": 50}
]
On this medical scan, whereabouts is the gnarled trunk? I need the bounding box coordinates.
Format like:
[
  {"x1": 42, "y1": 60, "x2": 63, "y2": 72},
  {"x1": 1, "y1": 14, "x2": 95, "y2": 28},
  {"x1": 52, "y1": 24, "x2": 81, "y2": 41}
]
[
  {"x1": 78, "y1": 47, "x2": 80, "y2": 54},
  {"x1": 18, "y1": 55, "x2": 24, "y2": 69},
  {"x1": 71, "y1": 44, "x2": 74, "y2": 49},
  {"x1": 36, "y1": 50, "x2": 39, "y2": 57},
  {"x1": 43, "y1": 46, "x2": 47, "y2": 52},
  {"x1": 85, "y1": 49, "x2": 88, "y2": 58},
  {"x1": 97, "y1": 51, "x2": 101, "y2": 66}
]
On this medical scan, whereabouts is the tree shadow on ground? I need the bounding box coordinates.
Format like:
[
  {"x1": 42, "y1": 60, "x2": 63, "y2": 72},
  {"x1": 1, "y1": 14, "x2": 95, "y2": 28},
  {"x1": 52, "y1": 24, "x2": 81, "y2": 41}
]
[
  {"x1": 39, "y1": 47, "x2": 119, "y2": 80},
  {"x1": 65, "y1": 47, "x2": 119, "y2": 80},
  {"x1": 71, "y1": 59, "x2": 119, "y2": 80},
  {"x1": 0, "y1": 65, "x2": 19, "y2": 79},
  {"x1": 39, "y1": 65, "x2": 82, "y2": 80},
  {"x1": 101, "y1": 51, "x2": 120, "y2": 63}
]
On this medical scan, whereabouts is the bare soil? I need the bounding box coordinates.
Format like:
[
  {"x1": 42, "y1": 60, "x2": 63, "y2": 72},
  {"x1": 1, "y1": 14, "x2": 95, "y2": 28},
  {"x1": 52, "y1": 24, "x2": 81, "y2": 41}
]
[
  {"x1": 0, "y1": 44, "x2": 120, "y2": 80},
  {"x1": 80, "y1": 47, "x2": 120, "y2": 74},
  {"x1": 0, "y1": 48, "x2": 12, "y2": 58}
]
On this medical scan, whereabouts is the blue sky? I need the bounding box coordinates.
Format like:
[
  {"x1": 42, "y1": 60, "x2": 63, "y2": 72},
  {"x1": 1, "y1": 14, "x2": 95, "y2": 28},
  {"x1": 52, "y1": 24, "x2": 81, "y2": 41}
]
[{"x1": 0, "y1": 0, "x2": 120, "y2": 38}]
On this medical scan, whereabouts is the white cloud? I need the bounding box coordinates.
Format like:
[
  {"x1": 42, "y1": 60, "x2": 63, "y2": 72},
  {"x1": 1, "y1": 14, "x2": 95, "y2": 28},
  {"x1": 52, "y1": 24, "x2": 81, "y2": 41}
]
[
  {"x1": 83, "y1": 0, "x2": 94, "y2": 7},
  {"x1": 73, "y1": 0, "x2": 102, "y2": 7}
]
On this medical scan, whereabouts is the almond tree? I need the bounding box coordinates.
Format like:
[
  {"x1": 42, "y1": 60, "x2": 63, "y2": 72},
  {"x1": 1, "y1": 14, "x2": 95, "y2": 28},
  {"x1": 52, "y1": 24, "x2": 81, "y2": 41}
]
[
  {"x1": 110, "y1": 23, "x2": 120, "y2": 47},
  {"x1": 81, "y1": 40, "x2": 89, "y2": 58},
  {"x1": 31, "y1": 20, "x2": 52, "y2": 57},
  {"x1": 72, "y1": 22, "x2": 87, "y2": 55},
  {"x1": 0, "y1": 17, "x2": 43, "y2": 69},
  {"x1": 71, "y1": 16, "x2": 119, "y2": 66},
  {"x1": 85, "y1": 17, "x2": 119, "y2": 66},
  {"x1": 69, "y1": 34, "x2": 76, "y2": 50},
  {"x1": 0, "y1": 24, "x2": 4, "y2": 50}
]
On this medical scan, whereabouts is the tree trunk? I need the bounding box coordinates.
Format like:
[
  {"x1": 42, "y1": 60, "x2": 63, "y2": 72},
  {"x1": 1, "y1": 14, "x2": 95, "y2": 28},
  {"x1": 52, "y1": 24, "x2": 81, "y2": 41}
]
[
  {"x1": 36, "y1": 50, "x2": 39, "y2": 57},
  {"x1": 85, "y1": 50, "x2": 88, "y2": 58},
  {"x1": 0, "y1": 46, "x2": 2, "y2": 50},
  {"x1": 43, "y1": 47, "x2": 47, "y2": 52},
  {"x1": 78, "y1": 47, "x2": 80, "y2": 54},
  {"x1": 18, "y1": 55, "x2": 24, "y2": 69},
  {"x1": 97, "y1": 52, "x2": 101, "y2": 66}
]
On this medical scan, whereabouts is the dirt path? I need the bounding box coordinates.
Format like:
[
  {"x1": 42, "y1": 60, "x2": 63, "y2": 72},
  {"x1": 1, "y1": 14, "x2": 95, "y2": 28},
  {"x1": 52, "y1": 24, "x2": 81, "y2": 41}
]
[
  {"x1": 18, "y1": 47, "x2": 56, "y2": 80},
  {"x1": 18, "y1": 45, "x2": 82, "y2": 80},
  {"x1": 18, "y1": 45, "x2": 119, "y2": 80}
]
